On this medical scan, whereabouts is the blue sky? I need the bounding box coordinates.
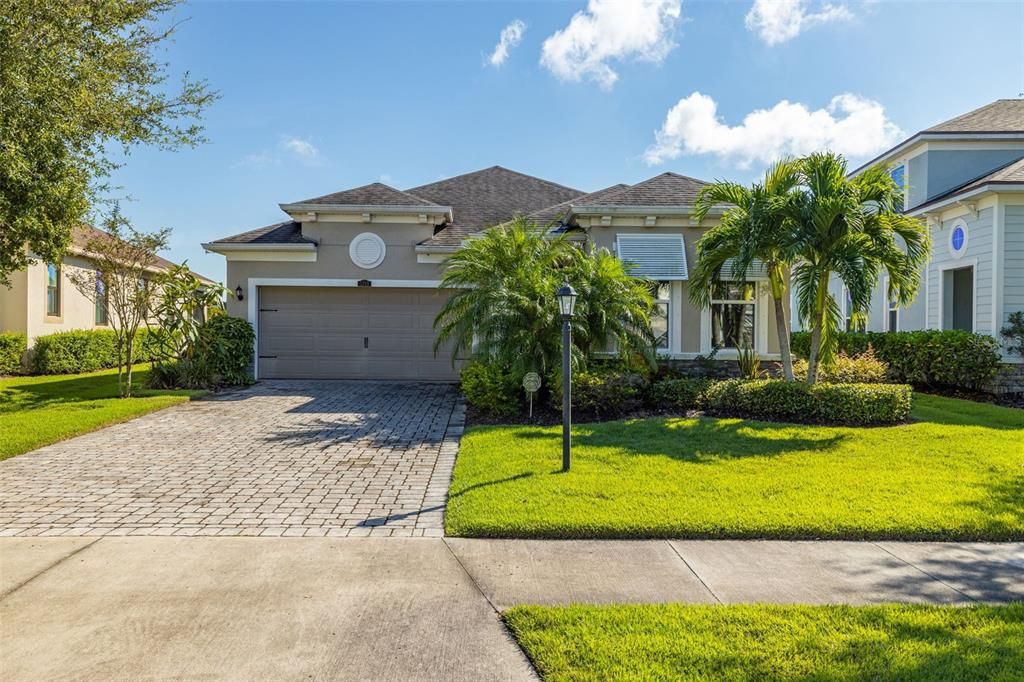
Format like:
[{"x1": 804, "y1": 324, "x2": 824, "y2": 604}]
[{"x1": 107, "y1": 0, "x2": 1024, "y2": 283}]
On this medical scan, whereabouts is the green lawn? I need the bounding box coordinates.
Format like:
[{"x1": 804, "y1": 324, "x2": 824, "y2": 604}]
[
  {"x1": 446, "y1": 394, "x2": 1023, "y2": 540},
  {"x1": 0, "y1": 366, "x2": 203, "y2": 461},
  {"x1": 505, "y1": 603, "x2": 1024, "y2": 682}
]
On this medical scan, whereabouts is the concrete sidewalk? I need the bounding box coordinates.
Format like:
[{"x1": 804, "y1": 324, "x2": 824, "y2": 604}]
[{"x1": 2, "y1": 538, "x2": 1021, "y2": 681}]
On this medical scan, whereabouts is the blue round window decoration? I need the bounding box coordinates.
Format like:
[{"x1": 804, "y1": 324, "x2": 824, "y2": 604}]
[{"x1": 951, "y1": 226, "x2": 965, "y2": 252}]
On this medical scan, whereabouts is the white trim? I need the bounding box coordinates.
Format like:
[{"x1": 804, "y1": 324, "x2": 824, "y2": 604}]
[
  {"x1": 935, "y1": 258, "x2": 978, "y2": 333},
  {"x1": 349, "y1": 232, "x2": 386, "y2": 269},
  {"x1": 280, "y1": 202, "x2": 452, "y2": 219},
  {"x1": 851, "y1": 133, "x2": 1024, "y2": 177},
  {"x1": 670, "y1": 281, "x2": 683, "y2": 355},
  {"x1": 909, "y1": 183, "x2": 1024, "y2": 216},
  {"x1": 202, "y1": 242, "x2": 316, "y2": 252},
  {"x1": 222, "y1": 251, "x2": 317, "y2": 262},
  {"x1": 247, "y1": 278, "x2": 443, "y2": 380},
  {"x1": 992, "y1": 197, "x2": 1004, "y2": 338},
  {"x1": 417, "y1": 253, "x2": 447, "y2": 264}
]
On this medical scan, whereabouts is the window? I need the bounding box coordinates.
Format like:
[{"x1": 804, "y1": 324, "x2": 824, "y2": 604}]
[
  {"x1": 844, "y1": 287, "x2": 854, "y2": 331},
  {"x1": 949, "y1": 219, "x2": 968, "y2": 258},
  {"x1": 46, "y1": 263, "x2": 61, "y2": 316},
  {"x1": 890, "y1": 164, "x2": 906, "y2": 210},
  {"x1": 651, "y1": 282, "x2": 670, "y2": 351},
  {"x1": 884, "y1": 277, "x2": 898, "y2": 333},
  {"x1": 95, "y1": 273, "x2": 109, "y2": 325},
  {"x1": 710, "y1": 282, "x2": 755, "y2": 349}
]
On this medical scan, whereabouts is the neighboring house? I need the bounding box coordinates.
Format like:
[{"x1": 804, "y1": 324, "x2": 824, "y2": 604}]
[
  {"x1": 204, "y1": 166, "x2": 780, "y2": 381},
  {"x1": 825, "y1": 99, "x2": 1024, "y2": 363},
  {"x1": 0, "y1": 225, "x2": 217, "y2": 346}
]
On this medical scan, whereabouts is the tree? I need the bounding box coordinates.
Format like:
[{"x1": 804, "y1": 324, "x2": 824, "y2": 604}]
[
  {"x1": 434, "y1": 218, "x2": 654, "y2": 377},
  {"x1": 690, "y1": 158, "x2": 803, "y2": 381},
  {"x1": 67, "y1": 212, "x2": 169, "y2": 397},
  {"x1": 0, "y1": 0, "x2": 216, "y2": 284},
  {"x1": 149, "y1": 263, "x2": 227, "y2": 365},
  {"x1": 789, "y1": 152, "x2": 931, "y2": 383}
]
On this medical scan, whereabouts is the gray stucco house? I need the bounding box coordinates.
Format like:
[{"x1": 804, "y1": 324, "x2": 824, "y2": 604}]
[
  {"x1": 203, "y1": 166, "x2": 782, "y2": 381},
  {"x1": 816, "y1": 98, "x2": 1024, "y2": 366}
]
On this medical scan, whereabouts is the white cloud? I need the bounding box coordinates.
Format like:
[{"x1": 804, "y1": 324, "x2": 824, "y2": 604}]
[
  {"x1": 746, "y1": 0, "x2": 853, "y2": 46},
  {"x1": 488, "y1": 19, "x2": 526, "y2": 67},
  {"x1": 540, "y1": 0, "x2": 682, "y2": 90},
  {"x1": 644, "y1": 92, "x2": 903, "y2": 168},
  {"x1": 232, "y1": 151, "x2": 275, "y2": 170},
  {"x1": 280, "y1": 135, "x2": 320, "y2": 160}
]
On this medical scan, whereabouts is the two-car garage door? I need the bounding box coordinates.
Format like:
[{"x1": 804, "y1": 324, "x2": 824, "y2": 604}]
[{"x1": 257, "y1": 287, "x2": 461, "y2": 381}]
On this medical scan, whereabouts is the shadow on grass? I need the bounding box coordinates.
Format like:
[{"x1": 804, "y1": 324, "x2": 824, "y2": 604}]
[
  {"x1": 0, "y1": 367, "x2": 194, "y2": 413},
  {"x1": 911, "y1": 394, "x2": 1024, "y2": 431},
  {"x1": 510, "y1": 417, "x2": 848, "y2": 461}
]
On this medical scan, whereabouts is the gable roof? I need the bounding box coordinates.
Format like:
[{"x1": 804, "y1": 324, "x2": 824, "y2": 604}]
[
  {"x1": 909, "y1": 156, "x2": 1024, "y2": 214},
  {"x1": 526, "y1": 184, "x2": 632, "y2": 226},
  {"x1": 852, "y1": 99, "x2": 1024, "y2": 176},
  {"x1": 71, "y1": 225, "x2": 217, "y2": 285},
  {"x1": 577, "y1": 172, "x2": 708, "y2": 208},
  {"x1": 413, "y1": 166, "x2": 585, "y2": 247},
  {"x1": 288, "y1": 182, "x2": 443, "y2": 209},
  {"x1": 924, "y1": 99, "x2": 1024, "y2": 134}
]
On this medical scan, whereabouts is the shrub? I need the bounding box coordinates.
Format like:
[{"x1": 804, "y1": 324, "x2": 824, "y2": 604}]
[
  {"x1": 792, "y1": 347, "x2": 889, "y2": 384},
  {"x1": 549, "y1": 366, "x2": 646, "y2": 419},
  {"x1": 0, "y1": 333, "x2": 27, "y2": 375},
  {"x1": 31, "y1": 329, "x2": 117, "y2": 374},
  {"x1": 29, "y1": 328, "x2": 160, "y2": 375},
  {"x1": 147, "y1": 357, "x2": 214, "y2": 390},
  {"x1": 791, "y1": 330, "x2": 1000, "y2": 390},
  {"x1": 194, "y1": 316, "x2": 255, "y2": 386},
  {"x1": 1001, "y1": 311, "x2": 1024, "y2": 356},
  {"x1": 646, "y1": 377, "x2": 710, "y2": 411},
  {"x1": 702, "y1": 379, "x2": 912, "y2": 425},
  {"x1": 461, "y1": 362, "x2": 522, "y2": 418}
]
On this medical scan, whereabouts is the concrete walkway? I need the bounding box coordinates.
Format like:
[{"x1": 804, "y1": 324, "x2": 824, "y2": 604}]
[{"x1": 2, "y1": 538, "x2": 1021, "y2": 681}]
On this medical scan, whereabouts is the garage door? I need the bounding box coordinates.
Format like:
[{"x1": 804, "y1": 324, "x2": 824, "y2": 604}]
[{"x1": 257, "y1": 287, "x2": 461, "y2": 381}]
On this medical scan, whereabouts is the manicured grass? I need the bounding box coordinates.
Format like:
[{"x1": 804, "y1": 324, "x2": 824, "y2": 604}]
[
  {"x1": 446, "y1": 394, "x2": 1023, "y2": 540},
  {"x1": 0, "y1": 366, "x2": 203, "y2": 461},
  {"x1": 505, "y1": 603, "x2": 1024, "y2": 682}
]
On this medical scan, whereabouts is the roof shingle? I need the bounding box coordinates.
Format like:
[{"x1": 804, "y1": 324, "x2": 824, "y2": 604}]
[
  {"x1": 292, "y1": 182, "x2": 441, "y2": 208},
  {"x1": 209, "y1": 221, "x2": 314, "y2": 245},
  {"x1": 924, "y1": 99, "x2": 1024, "y2": 134},
  {"x1": 575, "y1": 172, "x2": 708, "y2": 207}
]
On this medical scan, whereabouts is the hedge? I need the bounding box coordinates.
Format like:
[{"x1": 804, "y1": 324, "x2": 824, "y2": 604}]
[
  {"x1": 702, "y1": 379, "x2": 912, "y2": 426},
  {"x1": 645, "y1": 377, "x2": 710, "y2": 411},
  {"x1": 791, "y1": 330, "x2": 1000, "y2": 390},
  {"x1": 460, "y1": 363, "x2": 522, "y2": 418},
  {"x1": 30, "y1": 328, "x2": 159, "y2": 375},
  {"x1": 549, "y1": 366, "x2": 646, "y2": 419},
  {"x1": 0, "y1": 333, "x2": 27, "y2": 375},
  {"x1": 148, "y1": 317, "x2": 255, "y2": 389}
]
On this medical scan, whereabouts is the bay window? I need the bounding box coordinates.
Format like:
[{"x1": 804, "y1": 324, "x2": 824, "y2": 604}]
[{"x1": 710, "y1": 282, "x2": 755, "y2": 349}]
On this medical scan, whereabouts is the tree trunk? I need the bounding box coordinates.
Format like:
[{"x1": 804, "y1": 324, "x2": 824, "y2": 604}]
[
  {"x1": 124, "y1": 334, "x2": 134, "y2": 397},
  {"x1": 805, "y1": 273, "x2": 830, "y2": 385},
  {"x1": 773, "y1": 295, "x2": 794, "y2": 381}
]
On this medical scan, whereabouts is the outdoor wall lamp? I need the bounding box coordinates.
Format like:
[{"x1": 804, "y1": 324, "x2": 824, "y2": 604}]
[
  {"x1": 556, "y1": 282, "x2": 577, "y2": 472},
  {"x1": 235, "y1": 285, "x2": 244, "y2": 301}
]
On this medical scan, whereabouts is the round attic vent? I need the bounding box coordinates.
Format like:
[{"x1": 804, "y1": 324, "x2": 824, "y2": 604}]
[{"x1": 350, "y1": 232, "x2": 386, "y2": 269}]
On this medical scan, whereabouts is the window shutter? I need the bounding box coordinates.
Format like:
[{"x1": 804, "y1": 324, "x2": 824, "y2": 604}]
[{"x1": 615, "y1": 235, "x2": 688, "y2": 280}]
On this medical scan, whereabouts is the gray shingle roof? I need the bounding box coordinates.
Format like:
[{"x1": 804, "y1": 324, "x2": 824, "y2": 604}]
[
  {"x1": 208, "y1": 221, "x2": 314, "y2": 245},
  {"x1": 525, "y1": 184, "x2": 632, "y2": 226},
  {"x1": 72, "y1": 225, "x2": 218, "y2": 285},
  {"x1": 924, "y1": 99, "x2": 1024, "y2": 134},
  {"x1": 292, "y1": 182, "x2": 441, "y2": 207},
  {"x1": 576, "y1": 172, "x2": 708, "y2": 207},
  {"x1": 412, "y1": 166, "x2": 585, "y2": 247}
]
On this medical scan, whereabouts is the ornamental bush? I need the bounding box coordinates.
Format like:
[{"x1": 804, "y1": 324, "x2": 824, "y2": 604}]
[
  {"x1": 791, "y1": 330, "x2": 1000, "y2": 390},
  {"x1": 792, "y1": 347, "x2": 889, "y2": 384},
  {"x1": 460, "y1": 362, "x2": 522, "y2": 418},
  {"x1": 29, "y1": 328, "x2": 160, "y2": 375},
  {"x1": 646, "y1": 377, "x2": 711, "y2": 411},
  {"x1": 194, "y1": 316, "x2": 255, "y2": 386},
  {"x1": 549, "y1": 365, "x2": 647, "y2": 419},
  {"x1": 702, "y1": 379, "x2": 912, "y2": 425},
  {"x1": 0, "y1": 333, "x2": 27, "y2": 375}
]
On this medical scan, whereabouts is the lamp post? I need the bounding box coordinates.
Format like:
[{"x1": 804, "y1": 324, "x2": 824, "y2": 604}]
[{"x1": 556, "y1": 283, "x2": 577, "y2": 472}]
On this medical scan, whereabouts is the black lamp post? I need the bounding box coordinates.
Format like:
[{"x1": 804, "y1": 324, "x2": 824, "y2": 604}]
[{"x1": 556, "y1": 283, "x2": 577, "y2": 472}]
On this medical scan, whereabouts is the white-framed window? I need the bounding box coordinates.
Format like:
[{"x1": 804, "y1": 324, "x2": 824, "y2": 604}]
[
  {"x1": 889, "y1": 164, "x2": 906, "y2": 210},
  {"x1": 710, "y1": 281, "x2": 755, "y2": 349},
  {"x1": 95, "y1": 272, "x2": 109, "y2": 326},
  {"x1": 884, "y1": 277, "x2": 898, "y2": 333},
  {"x1": 843, "y1": 286, "x2": 854, "y2": 331},
  {"x1": 948, "y1": 218, "x2": 968, "y2": 258},
  {"x1": 652, "y1": 282, "x2": 670, "y2": 352},
  {"x1": 45, "y1": 262, "x2": 61, "y2": 317}
]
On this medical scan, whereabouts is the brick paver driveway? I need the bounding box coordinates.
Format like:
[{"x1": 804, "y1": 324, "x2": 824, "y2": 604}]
[{"x1": 0, "y1": 381, "x2": 464, "y2": 538}]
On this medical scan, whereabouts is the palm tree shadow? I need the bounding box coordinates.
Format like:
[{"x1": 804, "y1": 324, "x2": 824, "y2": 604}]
[{"x1": 512, "y1": 417, "x2": 848, "y2": 461}]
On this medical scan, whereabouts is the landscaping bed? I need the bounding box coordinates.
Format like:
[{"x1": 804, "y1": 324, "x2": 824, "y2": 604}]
[
  {"x1": 505, "y1": 603, "x2": 1024, "y2": 682},
  {"x1": 446, "y1": 394, "x2": 1024, "y2": 540}
]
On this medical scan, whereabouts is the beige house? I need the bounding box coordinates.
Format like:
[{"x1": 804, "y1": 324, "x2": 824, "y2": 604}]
[
  {"x1": 203, "y1": 166, "x2": 781, "y2": 382},
  {"x1": 1, "y1": 225, "x2": 216, "y2": 346}
]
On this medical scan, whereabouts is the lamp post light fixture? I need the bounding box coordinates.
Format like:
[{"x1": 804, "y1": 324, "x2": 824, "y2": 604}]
[{"x1": 556, "y1": 282, "x2": 577, "y2": 472}]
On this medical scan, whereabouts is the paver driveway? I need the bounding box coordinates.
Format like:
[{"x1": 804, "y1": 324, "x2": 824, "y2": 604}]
[{"x1": 0, "y1": 381, "x2": 463, "y2": 537}]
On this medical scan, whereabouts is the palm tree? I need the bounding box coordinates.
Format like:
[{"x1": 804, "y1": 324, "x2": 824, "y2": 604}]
[
  {"x1": 434, "y1": 218, "x2": 655, "y2": 376},
  {"x1": 789, "y1": 151, "x2": 931, "y2": 383},
  {"x1": 690, "y1": 158, "x2": 803, "y2": 380}
]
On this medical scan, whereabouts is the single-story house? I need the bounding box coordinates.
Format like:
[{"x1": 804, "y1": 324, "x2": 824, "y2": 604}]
[
  {"x1": 0, "y1": 225, "x2": 217, "y2": 346},
  {"x1": 203, "y1": 166, "x2": 782, "y2": 381},
  {"x1": 819, "y1": 98, "x2": 1024, "y2": 362}
]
